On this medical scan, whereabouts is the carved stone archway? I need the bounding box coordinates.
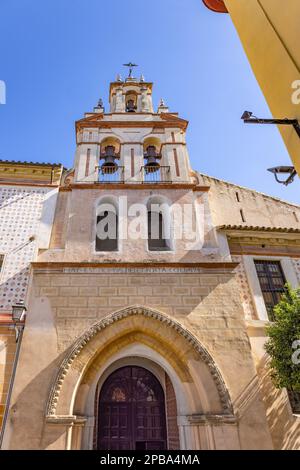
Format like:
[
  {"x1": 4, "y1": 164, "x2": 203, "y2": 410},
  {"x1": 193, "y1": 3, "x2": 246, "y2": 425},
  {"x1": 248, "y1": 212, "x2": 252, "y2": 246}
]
[{"x1": 46, "y1": 306, "x2": 233, "y2": 424}]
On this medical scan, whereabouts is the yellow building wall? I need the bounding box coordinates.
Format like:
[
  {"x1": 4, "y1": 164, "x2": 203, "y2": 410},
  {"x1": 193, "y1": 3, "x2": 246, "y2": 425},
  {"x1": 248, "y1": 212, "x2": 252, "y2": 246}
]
[{"x1": 221, "y1": 0, "x2": 300, "y2": 175}]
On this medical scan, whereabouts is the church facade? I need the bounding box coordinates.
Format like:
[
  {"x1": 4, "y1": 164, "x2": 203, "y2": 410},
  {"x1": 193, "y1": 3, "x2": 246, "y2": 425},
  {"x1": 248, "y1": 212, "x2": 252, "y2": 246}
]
[{"x1": 1, "y1": 72, "x2": 300, "y2": 450}]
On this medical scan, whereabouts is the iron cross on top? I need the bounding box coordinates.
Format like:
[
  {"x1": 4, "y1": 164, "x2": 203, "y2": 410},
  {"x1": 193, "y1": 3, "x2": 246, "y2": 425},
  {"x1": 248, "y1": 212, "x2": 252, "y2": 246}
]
[{"x1": 123, "y1": 62, "x2": 138, "y2": 78}]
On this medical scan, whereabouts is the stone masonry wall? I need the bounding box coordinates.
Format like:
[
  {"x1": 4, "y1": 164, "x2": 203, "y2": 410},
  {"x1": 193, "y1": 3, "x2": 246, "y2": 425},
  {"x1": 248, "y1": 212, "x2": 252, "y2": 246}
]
[
  {"x1": 232, "y1": 255, "x2": 256, "y2": 320},
  {"x1": 32, "y1": 268, "x2": 253, "y2": 403},
  {"x1": 199, "y1": 173, "x2": 300, "y2": 229}
]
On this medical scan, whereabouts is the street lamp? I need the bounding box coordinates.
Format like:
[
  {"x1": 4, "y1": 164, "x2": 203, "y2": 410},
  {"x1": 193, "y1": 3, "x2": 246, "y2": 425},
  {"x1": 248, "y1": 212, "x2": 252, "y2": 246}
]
[
  {"x1": 241, "y1": 111, "x2": 300, "y2": 138},
  {"x1": 267, "y1": 166, "x2": 297, "y2": 186},
  {"x1": 0, "y1": 302, "x2": 27, "y2": 447},
  {"x1": 241, "y1": 111, "x2": 300, "y2": 185},
  {"x1": 11, "y1": 301, "x2": 27, "y2": 342}
]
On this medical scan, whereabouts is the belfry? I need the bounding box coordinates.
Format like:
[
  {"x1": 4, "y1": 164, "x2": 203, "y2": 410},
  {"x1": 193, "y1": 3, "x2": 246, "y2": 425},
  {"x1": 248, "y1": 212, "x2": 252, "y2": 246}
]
[{"x1": 1, "y1": 67, "x2": 300, "y2": 450}]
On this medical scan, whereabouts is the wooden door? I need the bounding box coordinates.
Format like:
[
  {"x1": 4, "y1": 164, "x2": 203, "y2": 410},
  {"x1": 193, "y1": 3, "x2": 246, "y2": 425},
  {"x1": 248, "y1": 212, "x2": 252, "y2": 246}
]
[{"x1": 98, "y1": 366, "x2": 167, "y2": 450}]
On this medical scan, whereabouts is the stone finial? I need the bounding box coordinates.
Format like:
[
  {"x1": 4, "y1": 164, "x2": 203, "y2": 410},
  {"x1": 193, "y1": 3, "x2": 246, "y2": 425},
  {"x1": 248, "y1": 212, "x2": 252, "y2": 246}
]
[
  {"x1": 157, "y1": 98, "x2": 169, "y2": 114},
  {"x1": 140, "y1": 74, "x2": 145, "y2": 82},
  {"x1": 94, "y1": 97, "x2": 105, "y2": 113},
  {"x1": 116, "y1": 73, "x2": 123, "y2": 82}
]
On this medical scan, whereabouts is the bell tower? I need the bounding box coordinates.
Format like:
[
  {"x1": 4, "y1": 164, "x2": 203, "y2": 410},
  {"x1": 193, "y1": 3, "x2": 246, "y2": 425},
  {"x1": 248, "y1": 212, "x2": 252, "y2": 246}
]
[
  {"x1": 74, "y1": 65, "x2": 193, "y2": 185},
  {"x1": 109, "y1": 63, "x2": 154, "y2": 114}
]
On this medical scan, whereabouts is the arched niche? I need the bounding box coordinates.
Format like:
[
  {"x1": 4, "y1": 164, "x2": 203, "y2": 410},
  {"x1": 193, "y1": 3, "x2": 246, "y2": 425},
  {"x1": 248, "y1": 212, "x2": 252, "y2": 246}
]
[
  {"x1": 146, "y1": 194, "x2": 173, "y2": 251},
  {"x1": 125, "y1": 91, "x2": 138, "y2": 112},
  {"x1": 99, "y1": 136, "x2": 121, "y2": 156},
  {"x1": 143, "y1": 136, "x2": 162, "y2": 155},
  {"x1": 95, "y1": 195, "x2": 119, "y2": 252}
]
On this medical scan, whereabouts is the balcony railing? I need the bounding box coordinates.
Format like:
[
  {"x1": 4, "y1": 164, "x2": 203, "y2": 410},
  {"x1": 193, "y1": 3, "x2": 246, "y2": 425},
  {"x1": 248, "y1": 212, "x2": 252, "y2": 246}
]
[
  {"x1": 141, "y1": 166, "x2": 170, "y2": 183},
  {"x1": 97, "y1": 166, "x2": 125, "y2": 183},
  {"x1": 96, "y1": 165, "x2": 171, "y2": 184}
]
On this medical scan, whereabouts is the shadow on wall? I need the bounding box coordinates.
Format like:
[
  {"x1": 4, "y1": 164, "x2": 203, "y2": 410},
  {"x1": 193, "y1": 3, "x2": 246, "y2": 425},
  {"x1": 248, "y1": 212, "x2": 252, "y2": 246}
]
[
  {"x1": 3, "y1": 350, "x2": 68, "y2": 450},
  {"x1": 258, "y1": 354, "x2": 300, "y2": 450}
]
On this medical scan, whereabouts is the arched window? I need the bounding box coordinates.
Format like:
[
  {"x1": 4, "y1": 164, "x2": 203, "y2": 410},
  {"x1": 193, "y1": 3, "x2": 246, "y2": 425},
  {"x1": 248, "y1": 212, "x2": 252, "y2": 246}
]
[
  {"x1": 148, "y1": 210, "x2": 170, "y2": 251},
  {"x1": 96, "y1": 202, "x2": 118, "y2": 252}
]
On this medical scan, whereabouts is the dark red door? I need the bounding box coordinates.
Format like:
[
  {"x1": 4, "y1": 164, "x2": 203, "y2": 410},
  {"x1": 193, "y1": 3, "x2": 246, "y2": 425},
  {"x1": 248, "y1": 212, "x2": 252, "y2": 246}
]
[{"x1": 98, "y1": 366, "x2": 167, "y2": 450}]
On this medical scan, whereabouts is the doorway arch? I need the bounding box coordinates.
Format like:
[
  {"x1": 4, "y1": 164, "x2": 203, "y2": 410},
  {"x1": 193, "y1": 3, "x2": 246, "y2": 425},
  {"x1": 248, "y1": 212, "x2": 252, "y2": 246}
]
[
  {"x1": 45, "y1": 306, "x2": 236, "y2": 450},
  {"x1": 98, "y1": 366, "x2": 167, "y2": 450}
]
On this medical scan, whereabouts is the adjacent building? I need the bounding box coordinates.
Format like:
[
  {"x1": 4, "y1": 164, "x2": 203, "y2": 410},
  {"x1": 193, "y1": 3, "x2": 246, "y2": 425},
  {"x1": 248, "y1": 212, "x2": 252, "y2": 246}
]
[
  {"x1": 0, "y1": 161, "x2": 64, "y2": 440},
  {"x1": 202, "y1": 0, "x2": 300, "y2": 176}
]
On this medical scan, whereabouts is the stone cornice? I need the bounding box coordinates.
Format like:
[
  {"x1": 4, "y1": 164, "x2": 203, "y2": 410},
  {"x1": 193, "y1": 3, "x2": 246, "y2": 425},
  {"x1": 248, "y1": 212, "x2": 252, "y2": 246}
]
[
  {"x1": 0, "y1": 181, "x2": 60, "y2": 188},
  {"x1": 59, "y1": 183, "x2": 209, "y2": 191},
  {"x1": 76, "y1": 141, "x2": 187, "y2": 147},
  {"x1": 109, "y1": 81, "x2": 153, "y2": 95},
  {"x1": 32, "y1": 261, "x2": 239, "y2": 272},
  {"x1": 219, "y1": 224, "x2": 300, "y2": 235},
  {"x1": 75, "y1": 113, "x2": 188, "y2": 133},
  {"x1": 0, "y1": 161, "x2": 64, "y2": 185}
]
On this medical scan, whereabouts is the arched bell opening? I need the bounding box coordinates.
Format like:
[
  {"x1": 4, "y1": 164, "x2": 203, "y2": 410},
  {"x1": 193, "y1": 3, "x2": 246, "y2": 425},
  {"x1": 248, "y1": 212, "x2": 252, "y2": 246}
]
[
  {"x1": 99, "y1": 137, "x2": 121, "y2": 177},
  {"x1": 125, "y1": 92, "x2": 138, "y2": 113},
  {"x1": 143, "y1": 137, "x2": 165, "y2": 182}
]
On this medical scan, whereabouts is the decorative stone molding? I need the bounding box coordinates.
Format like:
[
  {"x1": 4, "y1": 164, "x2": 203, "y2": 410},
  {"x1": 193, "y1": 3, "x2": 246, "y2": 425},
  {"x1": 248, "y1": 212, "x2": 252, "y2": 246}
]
[
  {"x1": 46, "y1": 415, "x2": 87, "y2": 426},
  {"x1": 46, "y1": 306, "x2": 233, "y2": 418},
  {"x1": 233, "y1": 375, "x2": 261, "y2": 419},
  {"x1": 187, "y1": 414, "x2": 237, "y2": 426}
]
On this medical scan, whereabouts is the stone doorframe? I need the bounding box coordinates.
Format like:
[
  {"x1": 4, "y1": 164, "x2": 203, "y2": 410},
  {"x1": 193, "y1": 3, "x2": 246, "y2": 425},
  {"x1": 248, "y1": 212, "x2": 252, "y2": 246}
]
[{"x1": 45, "y1": 306, "x2": 239, "y2": 449}]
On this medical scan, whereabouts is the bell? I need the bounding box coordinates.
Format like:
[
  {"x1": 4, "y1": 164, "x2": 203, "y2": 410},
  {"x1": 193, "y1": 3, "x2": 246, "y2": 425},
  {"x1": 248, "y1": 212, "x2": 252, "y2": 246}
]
[
  {"x1": 145, "y1": 145, "x2": 157, "y2": 157},
  {"x1": 101, "y1": 145, "x2": 118, "y2": 174},
  {"x1": 126, "y1": 99, "x2": 136, "y2": 113},
  {"x1": 144, "y1": 156, "x2": 160, "y2": 173},
  {"x1": 144, "y1": 145, "x2": 160, "y2": 173},
  {"x1": 101, "y1": 156, "x2": 118, "y2": 174}
]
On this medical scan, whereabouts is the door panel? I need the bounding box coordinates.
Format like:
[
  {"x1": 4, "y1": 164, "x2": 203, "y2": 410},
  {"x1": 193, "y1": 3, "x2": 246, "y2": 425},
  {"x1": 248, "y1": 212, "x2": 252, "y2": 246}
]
[{"x1": 98, "y1": 366, "x2": 167, "y2": 450}]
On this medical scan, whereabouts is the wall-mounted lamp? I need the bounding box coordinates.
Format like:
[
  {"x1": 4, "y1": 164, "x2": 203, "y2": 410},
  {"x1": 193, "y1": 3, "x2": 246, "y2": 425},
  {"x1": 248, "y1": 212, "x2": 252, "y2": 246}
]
[
  {"x1": 267, "y1": 166, "x2": 297, "y2": 186},
  {"x1": 241, "y1": 111, "x2": 300, "y2": 185},
  {"x1": 12, "y1": 301, "x2": 27, "y2": 342},
  {"x1": 241, "y1": 111, "x2": 300, "y2": 138}
]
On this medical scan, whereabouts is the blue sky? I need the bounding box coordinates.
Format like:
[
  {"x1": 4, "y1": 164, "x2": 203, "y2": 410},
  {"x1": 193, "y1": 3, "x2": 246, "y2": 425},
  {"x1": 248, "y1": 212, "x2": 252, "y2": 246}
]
[{"x1": 0, "y1": 0, "x2": 299, "y2": 203}]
